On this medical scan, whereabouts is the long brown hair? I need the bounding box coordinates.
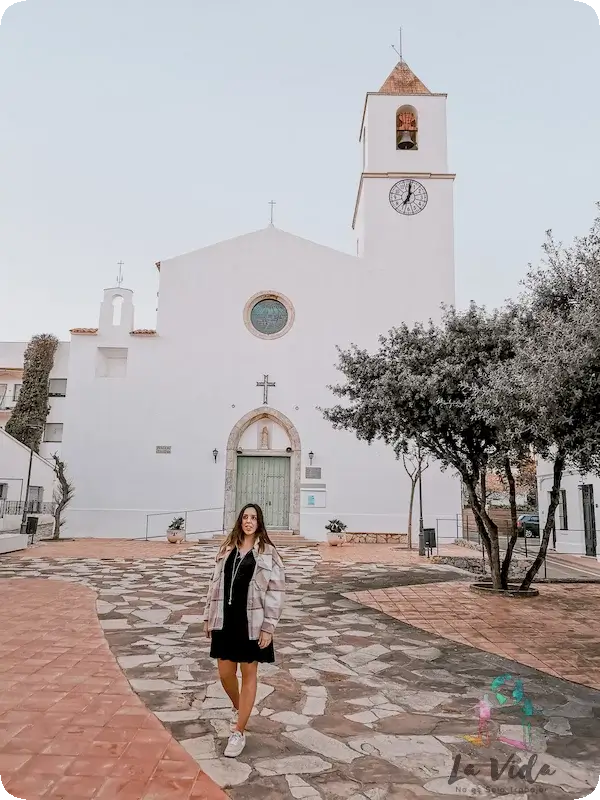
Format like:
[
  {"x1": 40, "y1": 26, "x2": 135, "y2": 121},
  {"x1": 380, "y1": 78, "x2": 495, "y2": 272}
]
[{"x1": 221, "y1": 504, "x2": 274, "y2": 554}]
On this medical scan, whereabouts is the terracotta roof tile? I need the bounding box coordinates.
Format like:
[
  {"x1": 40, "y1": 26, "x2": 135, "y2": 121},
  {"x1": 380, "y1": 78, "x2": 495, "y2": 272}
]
[
  {"x1": 379, "y1": 60, "x2": 431, "y2": 95},
  {"x1": 130, "y1": 329, "x2": 157, "y2": 336},
  {"x1": 70, "y1": 328, "x2": 98, "y2": 335}
]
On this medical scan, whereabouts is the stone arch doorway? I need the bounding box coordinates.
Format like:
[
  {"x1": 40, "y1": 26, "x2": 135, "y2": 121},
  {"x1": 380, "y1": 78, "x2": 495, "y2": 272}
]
[{"x1": 224, "y1": 407, "x2": 301, "y2": 535}]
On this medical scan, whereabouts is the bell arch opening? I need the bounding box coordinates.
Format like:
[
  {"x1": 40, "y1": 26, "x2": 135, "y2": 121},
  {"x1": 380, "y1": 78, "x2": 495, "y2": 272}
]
[{"x1": 396, "y1": 105, "x2": 418, "y2": 150}]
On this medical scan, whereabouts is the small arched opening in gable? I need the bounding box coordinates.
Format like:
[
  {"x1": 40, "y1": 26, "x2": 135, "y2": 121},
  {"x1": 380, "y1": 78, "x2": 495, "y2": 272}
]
[
  {"x1": 396, "y1": 105, "x2": 418, "y2": 150},
  {"x1": 112, "y1": 295, "x2": 124, "y2": 326}
]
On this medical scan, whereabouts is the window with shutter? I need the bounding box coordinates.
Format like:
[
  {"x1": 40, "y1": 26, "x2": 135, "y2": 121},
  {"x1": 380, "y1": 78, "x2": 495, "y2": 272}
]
[
  {"x1": 49, "y1": 379, "x2": 67, "y2": 397},
  {"x1": 44, "y1": 423, "x2": 64, "y2": 442}
]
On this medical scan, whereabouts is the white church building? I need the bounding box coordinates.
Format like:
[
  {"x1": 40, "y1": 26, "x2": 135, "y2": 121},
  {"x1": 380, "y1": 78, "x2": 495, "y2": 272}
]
[{"x1": 0, "y1": 60, "x2": 461, "y2": 541}]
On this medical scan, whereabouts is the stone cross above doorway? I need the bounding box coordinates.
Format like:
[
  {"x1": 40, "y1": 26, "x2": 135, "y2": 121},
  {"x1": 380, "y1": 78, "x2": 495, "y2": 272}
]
[{"x1": 256, "y1": 374, "x2": 276, "y2": 405}]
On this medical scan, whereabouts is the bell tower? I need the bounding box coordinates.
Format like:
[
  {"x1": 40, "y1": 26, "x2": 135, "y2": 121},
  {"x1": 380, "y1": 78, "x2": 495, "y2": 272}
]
[{"x1": 353, "y1": 59, "x2": 455, "y2": 309}]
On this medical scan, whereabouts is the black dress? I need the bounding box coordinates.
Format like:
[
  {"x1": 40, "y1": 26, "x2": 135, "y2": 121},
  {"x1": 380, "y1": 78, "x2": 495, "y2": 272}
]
[{"x1": 210, "y1": 548, "x2": 275, "y2": 664}]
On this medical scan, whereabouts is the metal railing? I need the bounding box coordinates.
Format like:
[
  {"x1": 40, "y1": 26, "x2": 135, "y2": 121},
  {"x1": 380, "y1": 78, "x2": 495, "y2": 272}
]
[
  {"x1": 0, "y1": 500, "x2": 56, "y2": 517},
  {"x1": 435, "y1": 514, "x2": 461, "y2": 544},
  {"x1": 144, "y1": 506, "x2": 225, "y2": 541}
]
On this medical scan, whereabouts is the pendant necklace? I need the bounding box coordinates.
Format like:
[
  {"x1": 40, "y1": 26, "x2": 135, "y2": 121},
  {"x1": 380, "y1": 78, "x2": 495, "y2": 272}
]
[{"x1": 228, "y1": 547, "x2": 248, "y2": 605}]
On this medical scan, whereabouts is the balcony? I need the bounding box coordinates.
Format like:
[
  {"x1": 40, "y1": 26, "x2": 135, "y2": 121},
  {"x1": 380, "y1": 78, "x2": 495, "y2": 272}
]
[{"x1": 1, "y1": 501, "x2": 56, "y2": 517}]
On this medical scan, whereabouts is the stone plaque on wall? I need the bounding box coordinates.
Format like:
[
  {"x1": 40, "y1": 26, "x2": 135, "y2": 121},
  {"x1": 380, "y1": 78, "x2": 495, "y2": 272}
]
[
  {"x1": 305, "y1": 467, "x2": 321, "y2": 480},
  {"x1": 156, "y1": 446, "x2": 172, "y2": 454}
]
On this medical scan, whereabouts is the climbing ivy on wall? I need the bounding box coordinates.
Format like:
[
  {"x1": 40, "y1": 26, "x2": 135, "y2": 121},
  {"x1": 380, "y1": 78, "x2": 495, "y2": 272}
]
[{"x1": 6, "y1": 334, "x2": 59, "y2": 452}]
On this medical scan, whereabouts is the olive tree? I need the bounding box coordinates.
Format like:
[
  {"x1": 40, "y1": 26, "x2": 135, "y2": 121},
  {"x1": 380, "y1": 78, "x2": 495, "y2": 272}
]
[{"x1": 322, "y1": 303, "x2": 526, "y2": 589}]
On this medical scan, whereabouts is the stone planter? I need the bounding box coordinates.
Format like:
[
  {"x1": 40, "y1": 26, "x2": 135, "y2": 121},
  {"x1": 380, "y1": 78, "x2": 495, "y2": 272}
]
[
  {"x1": 167, "y1": 530, "x2": 185, "y2": 544},
  {"x1": 469, "y1": 582, "x2": 539, "y2": 598},
  {"x1": 326, "y1": 532, "x2": 346, "y2": 546}
]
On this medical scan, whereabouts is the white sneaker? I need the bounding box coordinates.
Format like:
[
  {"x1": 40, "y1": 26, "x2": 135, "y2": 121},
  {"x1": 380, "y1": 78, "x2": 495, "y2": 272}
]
[
  {"x1": 224, "y1": 730, "x2": 246, "y2": 758},
  {"x1": 230, "y1": 708, "x2": 239, "y2": 732}
]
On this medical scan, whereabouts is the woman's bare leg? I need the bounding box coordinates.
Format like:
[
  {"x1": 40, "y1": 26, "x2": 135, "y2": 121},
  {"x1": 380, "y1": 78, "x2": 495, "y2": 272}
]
[
  {"x1": 237, "y1": 661, "x2": 258, "y2": 732},
  {"x1": 217, "y1": 659, "x2": 240, "y2": 710}
]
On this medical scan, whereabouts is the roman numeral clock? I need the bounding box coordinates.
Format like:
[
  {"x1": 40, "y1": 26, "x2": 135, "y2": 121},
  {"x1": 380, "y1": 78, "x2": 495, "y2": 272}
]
[{"x1": 389, "y1": 179, "x2": 428, "y2": 216}]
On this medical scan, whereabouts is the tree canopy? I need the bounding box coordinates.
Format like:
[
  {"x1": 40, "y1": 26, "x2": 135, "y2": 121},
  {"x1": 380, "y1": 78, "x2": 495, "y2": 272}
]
[{"x1": 6, "y1": 334, "x2": 58, "y2": 452}]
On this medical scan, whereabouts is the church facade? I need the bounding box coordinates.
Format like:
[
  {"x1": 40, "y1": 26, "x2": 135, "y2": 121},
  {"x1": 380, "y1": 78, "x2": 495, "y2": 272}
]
[{"x1": 0, "y1": 60, "x2": 461, "y2": 541}]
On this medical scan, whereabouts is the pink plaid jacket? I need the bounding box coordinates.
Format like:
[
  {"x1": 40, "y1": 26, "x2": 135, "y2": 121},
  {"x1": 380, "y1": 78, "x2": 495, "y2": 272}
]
[{"x1": 202, "y1": 541, "x2": 286, "y2": 641}]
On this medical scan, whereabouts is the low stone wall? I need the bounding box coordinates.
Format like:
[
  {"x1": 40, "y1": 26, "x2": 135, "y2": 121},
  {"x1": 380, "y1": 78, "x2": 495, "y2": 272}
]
[
  {"x1": 453, "y1": 538, "x2": 483, "y2": 552},
  {"x1": 432, "y1": 555, "x2": 486, "y2": 574},
  {"x1": 432, "y1": 554, "x2": 533, "y2": 580},
  {"x1": 345, "y1": 532, "x2": 408, "y2": 545}
]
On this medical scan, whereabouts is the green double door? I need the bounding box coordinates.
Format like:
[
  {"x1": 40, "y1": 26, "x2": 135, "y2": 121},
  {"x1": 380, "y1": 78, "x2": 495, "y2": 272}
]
[{"x1": 236, "y1": 456, "x2": 291, "y2": 529}]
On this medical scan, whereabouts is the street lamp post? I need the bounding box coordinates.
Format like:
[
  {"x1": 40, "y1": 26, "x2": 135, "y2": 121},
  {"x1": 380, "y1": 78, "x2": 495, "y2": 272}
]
[
  {"x1": 418, "y1": 444, "x2": 425, "y2": 556},
  {"x1": 19, "y1": 425, "x2": 43, "y2": 538},
  {"x1": 20, "y1": 446, "x2": 35, "y2": 537}
]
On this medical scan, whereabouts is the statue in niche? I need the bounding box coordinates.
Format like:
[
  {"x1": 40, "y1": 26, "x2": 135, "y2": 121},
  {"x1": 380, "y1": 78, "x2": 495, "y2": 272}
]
[{"x1": 260, "y1": 426, "x2": 269, "y2": 450}]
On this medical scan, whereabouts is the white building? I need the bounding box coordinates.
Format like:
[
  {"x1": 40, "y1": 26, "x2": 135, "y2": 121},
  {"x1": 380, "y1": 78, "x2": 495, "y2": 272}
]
[
  {"x1": 0, "y1": 59, "x2": 461, "y2": 541},
  {"x1": 537, "y1": 459, "x2": 599, "y2": 560},
  {"x1": 0, "y1": 345, "x2": 70, "y2": 462},
  {"x1": 0, "y1": 428, "x2": 55, "y2": 534},
  {"x1": 1, "y1": 347, "x2": 68, "y2": 526}
]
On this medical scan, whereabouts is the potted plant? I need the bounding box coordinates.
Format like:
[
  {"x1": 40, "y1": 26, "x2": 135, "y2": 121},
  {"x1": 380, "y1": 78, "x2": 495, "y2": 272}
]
[
  {"x1": 325, "y1": 519, "x2": 347, "y2": 546},
  {"x1": 167, "y1": 516, "x2": 185, "y2": 543}
]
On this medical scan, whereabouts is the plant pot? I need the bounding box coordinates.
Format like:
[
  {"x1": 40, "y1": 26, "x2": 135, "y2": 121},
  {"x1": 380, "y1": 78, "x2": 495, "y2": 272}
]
[
  {"x1": 167, "y1": 530, "x2": 185, "y2": 543},
  {"x1": 327, "y1": 532, "x2": 346, "y2": 546},
  {"x1": 469, "y1": 582, "x2": 539, "y2": 598}
]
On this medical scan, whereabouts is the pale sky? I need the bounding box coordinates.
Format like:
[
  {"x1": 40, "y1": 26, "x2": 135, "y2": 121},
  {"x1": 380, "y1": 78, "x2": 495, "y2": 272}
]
[{"x1": 0, "y1": 0, "x2": 598, "y2": 341}]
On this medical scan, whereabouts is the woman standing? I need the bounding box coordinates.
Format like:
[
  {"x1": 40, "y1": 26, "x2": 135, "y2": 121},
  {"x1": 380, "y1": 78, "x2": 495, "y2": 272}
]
[{"x1": 203, "y1": 503, "x2": 285, "y2": 757}]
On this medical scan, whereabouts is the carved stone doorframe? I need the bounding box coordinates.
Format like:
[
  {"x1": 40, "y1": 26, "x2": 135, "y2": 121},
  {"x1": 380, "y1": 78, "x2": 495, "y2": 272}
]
[{"x1": 224, "y1": 407, "x2": 301, "y2": 534}]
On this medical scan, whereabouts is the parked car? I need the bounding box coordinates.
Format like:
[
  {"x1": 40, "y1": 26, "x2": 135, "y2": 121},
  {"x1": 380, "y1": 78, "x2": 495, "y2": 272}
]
[{"x1": 517, "y1": 513, "x2": 539, "y2": 538}]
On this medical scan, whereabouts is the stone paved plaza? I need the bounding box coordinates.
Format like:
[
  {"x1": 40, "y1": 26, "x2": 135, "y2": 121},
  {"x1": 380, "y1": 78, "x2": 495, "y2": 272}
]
[{"x1": 0, "y1": 543, "x2": 599, "y2": 799}]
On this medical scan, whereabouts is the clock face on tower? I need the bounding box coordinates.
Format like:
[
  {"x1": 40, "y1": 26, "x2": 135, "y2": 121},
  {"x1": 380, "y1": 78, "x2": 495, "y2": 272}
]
[{"x1": 389, "y1": 179, "x2": 428, "y2": 216}]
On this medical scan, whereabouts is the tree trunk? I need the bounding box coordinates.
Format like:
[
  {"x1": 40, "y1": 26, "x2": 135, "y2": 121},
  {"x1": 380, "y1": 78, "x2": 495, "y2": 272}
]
[
  {"x1": 519, "y1": 453, "x2": 565, "y2": 591},
  {"x1": 407, "y1": 477, "x2": 417, "y2": 549},
  {"x1": 53, "y1": 505, "x2": 62, "y2": 540},
  {"x1": 465, "y1": 473, "x2": 502, "y2": 589},
  {"x1": 53, "y1": 498, "x2": 69, "y2": 539},
  {"x1": 480, "y1": 467, "x2": 502, "y2": 588},
  {"x1": 463, "y1": 475, "x2": 502, "y2": 589},
  {"x1": 500, "y1": 458, "x2": 519, "y2": 589}
]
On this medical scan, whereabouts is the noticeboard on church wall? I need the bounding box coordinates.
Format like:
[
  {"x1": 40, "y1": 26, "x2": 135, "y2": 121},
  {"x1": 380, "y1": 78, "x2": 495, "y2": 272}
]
[{"x1": 305, "y1": 467, "x2": 322, "y2": 480}]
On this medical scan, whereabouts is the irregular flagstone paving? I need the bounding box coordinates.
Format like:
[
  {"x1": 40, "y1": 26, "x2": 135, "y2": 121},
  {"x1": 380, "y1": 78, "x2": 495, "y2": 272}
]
[{"x1": 0, "y1": 545, "x2": 599, "y2": 800}]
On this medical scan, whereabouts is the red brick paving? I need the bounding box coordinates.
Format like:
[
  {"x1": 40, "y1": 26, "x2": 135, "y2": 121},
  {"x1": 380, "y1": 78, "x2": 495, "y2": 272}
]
[
  {"x1": 0, "y1": 579, "x2": 226, "y2": 800},
  {"x1": 346, "y1": 580, "x2": 600, "y2": 690}
]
